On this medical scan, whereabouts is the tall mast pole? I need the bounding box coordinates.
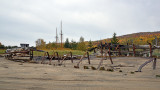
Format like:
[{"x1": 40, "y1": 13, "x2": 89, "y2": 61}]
[
  {"x1": 60, "y1": 21, "x2": 63, "y2": 48},
  {"x1": 56, "y1": 27, "x2": 58, "y2": 46}
]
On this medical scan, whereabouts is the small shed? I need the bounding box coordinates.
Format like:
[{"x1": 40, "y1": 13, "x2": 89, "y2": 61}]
[{"x1": 20, "y1": 43, "x2": 29, "y2": 50}]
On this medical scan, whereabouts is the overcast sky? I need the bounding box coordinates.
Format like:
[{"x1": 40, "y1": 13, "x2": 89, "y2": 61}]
[{"x1": 0, "y1": 0, "x2": 160, "y2": 46}]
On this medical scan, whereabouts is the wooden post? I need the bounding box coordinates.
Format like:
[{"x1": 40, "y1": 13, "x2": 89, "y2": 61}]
[
  {"x1": 30, "y1": 50, "x2": 33, "y2": 60},
  {"x1": 46, "y1": 52, "x2": 50, "y2": 59},
  {"x1": 153, "y1": 58, "x2": 157, "y2": 70},
  {"x1": 148, "y1": 43, "x2": 152, "y2": 57},
  {"x1": 70, "y1": 52, "x2": 73, "y2": 63},
  {"x1": 127, "y1": 43, "x2": 129, "y2": 56},
  {"x1": 118, "y1": 45, "x2": 121, "y2": 56},
  {"x1": 108, "y1": 44, "x2": 113, "y2": 64},
  {"x1": 56, "y1": 52, "x2": 60, "y2": 63},
  {"x1": 133, "y1": 44, "x2": 136, "y2": 57},
  {"x1": 100, "y1": 42, "x2": 103, "y2": 58},
  {"x1": 87, "y1": 52, "x2": 90, "y2": 64}
]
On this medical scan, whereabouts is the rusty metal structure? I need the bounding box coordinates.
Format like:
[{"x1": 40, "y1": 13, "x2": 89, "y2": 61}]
[
  {"x1": 92, "y1": 42, "x2": 160, "y2": 71},
  {"x1": 5, "y1": 42, "x2": 158, "y2": 72},
  {"x1": 60, "y1": 51, "x2": 73, "y2": 65},
  {"x1": 137, "y1": 58, "x2": 157, "y2": 72},
  {"x1": 5, "y1": 48, "x2": 33, "y2": 61},
  {"x1": 35, "y1": 41, "x2": 160, "y2": 72},
  {"x1": 74, "y1": 51, "x2": 90, "y2": 68}
]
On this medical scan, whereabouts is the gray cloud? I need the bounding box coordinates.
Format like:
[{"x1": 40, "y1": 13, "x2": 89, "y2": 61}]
[{"x1": 0, "y1": 0, "x2": 160, "y2": 46}]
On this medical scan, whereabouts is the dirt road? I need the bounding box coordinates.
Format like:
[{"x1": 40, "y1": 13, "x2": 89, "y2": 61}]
[{"x1": 0, "y1": 57, "x2": 160, "y2": 90}]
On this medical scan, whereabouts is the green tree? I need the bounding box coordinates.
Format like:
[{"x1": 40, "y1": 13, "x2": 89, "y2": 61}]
[
  {"x1": 111, "y1": 33, "x2": 119, "y2": 44},
  {"x1": 77, "y1": 36, "x2": 86, "y2": 51},
  {"x1": 35, "y1": 39, "x2": 46, "y2": 49},
  {"x1": 0, "y1": 43, "x2": 5, "y2": 49},
  {"x1": 46, "y1": 42, "x2": 57, "y2": 49},
  {"x1": 70, "y1": 40, "x2": 78, "y2": 50},
  {"x1": 64, "y1": 38, "x2": 70, "y2": 48}
]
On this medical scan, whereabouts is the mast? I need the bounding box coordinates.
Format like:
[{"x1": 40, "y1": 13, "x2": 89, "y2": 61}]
[
  {"x1": 56, "y1": 27, "x2": 58, "y2": 46},
  {"x1": 60, "y1": 21, "x2": 63, "y2": 48}
]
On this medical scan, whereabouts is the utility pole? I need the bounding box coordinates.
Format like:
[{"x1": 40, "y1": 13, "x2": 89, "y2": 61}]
[{"x1": 60, "y1": 21, "x2": 63, "y2": 48}]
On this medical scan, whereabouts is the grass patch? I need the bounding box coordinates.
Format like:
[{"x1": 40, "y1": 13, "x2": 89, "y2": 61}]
[
  {"x1": 33, "y1": 50, "x2": 85, "y2": 56},
  {"x1": 1, "y1": 49, "x2": 88, "y2": 56},
  {"x1": 0, "y1": 49, "x2": 6, "y2": 54}
]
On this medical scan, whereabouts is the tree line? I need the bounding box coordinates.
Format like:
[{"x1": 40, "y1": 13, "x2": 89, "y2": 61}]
[
  {"x1": 0, "y1": 42, "x2": 18, "y2": 49},
  {"x1": 35, "y1": 36, "x2": 93, "y2": 51},
  {"x1": 1, "y1": 33, "x2": 159, "y2": 50}
]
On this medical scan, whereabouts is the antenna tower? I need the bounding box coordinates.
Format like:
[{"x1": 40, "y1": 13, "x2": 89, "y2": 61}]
[{"x1": 60, "y1": 21, "x2": 63, "y2": 48}]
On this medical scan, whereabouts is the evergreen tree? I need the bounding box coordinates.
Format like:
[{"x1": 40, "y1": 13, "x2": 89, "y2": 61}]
[
  {"x1": 70, "y1": 40, "x2": 78, "y2": 50},
  {"x1": 111, "y1": 33, "x2": 119, "y2": 44},
  {"x1": 88, "y1": 40, "x2": 93, "y2": 48},
  {"x1": 64, "y1": 38, "x2": 70, "y2": 48}
]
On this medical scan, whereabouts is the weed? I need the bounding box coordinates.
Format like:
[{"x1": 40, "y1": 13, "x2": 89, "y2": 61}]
[
  {"x1": 119, "y1": 70, "x2": 122, "y2": 72},
  {"x1": 84, "y1": 66, "x2": 89, "y2": 69},
  {"x1": 91, "y1": 66, "x2": 96, "y2": 70},
  {"x1": 107, "y1": 68, "x2": 114, "y2": 72},
  {"x1": 156, "y1": 75, "x2": 160, "y2": 78},
  {"x1": 74, "y1": 66, "x2": 79, "y2": 68},
  {"x1": 130, "y1": 72, "x2": 135, "y2": 74},
  {"x1": 99, "y1": 67, "x2": 105, "y2": 70}
]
